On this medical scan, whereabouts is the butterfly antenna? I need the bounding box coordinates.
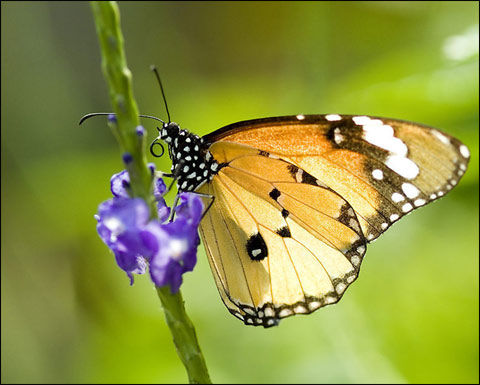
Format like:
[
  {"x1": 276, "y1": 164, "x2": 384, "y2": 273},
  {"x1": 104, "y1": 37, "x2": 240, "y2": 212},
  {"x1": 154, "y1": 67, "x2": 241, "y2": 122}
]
[
  {"x1": 150, "y1": 65, "x2": 171, "y2": 123},
  {"x1": 79, "y1": 112, "x2": 165, "y2": 125}
]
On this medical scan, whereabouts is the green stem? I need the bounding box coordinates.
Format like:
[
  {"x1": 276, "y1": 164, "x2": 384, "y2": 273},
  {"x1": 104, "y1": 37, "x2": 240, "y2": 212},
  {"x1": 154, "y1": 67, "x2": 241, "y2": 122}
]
[
  {"x1": 90, "y1": 2, "x2": 211, "y2": 383},
  {"x1": 157, "y1": 287, "x2": 212, "y2": 384}
]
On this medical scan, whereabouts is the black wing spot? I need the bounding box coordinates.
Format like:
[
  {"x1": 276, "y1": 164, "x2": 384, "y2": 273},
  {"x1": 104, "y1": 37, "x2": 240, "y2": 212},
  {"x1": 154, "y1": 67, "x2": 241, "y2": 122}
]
[
  {"x1": 281, "y1": 209, "x2": 289, "y2": 218},
  {"x1": 276, "y1": 226, "x2": 291, "y2": 238},
  {"x1": 287, "y1": 164, "x2": 299, "y2": 177},
  {"x1": 301, "y1": 171, "x2": 318, "y2": 185},
  {"x1": 269, "y1": 188, "x2": 281, "y2": 201},
  {"x1": 246, "y1": 233, "x2": 268, "y2": 261},
  {"x1": 258, "y1": 150, "x2": 270, "y2": 157}
]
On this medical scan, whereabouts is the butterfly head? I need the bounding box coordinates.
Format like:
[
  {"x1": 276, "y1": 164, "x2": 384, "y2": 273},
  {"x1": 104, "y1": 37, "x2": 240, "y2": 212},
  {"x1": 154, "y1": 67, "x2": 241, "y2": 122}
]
[{"x1": 159, "y1": 122, "x2": 181, "y2": 144}]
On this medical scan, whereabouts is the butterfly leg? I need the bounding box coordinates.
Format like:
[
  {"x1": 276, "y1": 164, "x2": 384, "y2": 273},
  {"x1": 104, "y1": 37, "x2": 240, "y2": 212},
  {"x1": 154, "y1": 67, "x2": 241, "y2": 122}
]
[{"x1": 168, "y1": 192, "x2": 215, "y2": 222}]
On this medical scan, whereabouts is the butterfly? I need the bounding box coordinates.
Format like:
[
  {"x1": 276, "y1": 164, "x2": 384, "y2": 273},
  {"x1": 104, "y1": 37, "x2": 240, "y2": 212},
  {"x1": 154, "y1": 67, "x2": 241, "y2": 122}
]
[{"x1": 153, "y1": 113, "x2": 469, "y2": 327}]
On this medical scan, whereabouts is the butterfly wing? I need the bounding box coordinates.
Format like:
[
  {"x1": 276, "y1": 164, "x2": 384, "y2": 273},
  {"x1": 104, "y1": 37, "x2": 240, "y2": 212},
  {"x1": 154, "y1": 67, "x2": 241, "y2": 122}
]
[
  {"x1": 203, "y1": 115, "x2": 469, "y2": 242},
  {"x1": 197, "y1": 141, "x2": 367, "y2": 327}
]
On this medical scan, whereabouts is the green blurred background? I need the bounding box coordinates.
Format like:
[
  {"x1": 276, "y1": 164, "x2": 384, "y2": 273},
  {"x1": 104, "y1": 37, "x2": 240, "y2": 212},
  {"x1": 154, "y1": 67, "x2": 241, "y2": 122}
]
[{"x1": 1, "y1": 1, "x2": 478, "y2": 383}]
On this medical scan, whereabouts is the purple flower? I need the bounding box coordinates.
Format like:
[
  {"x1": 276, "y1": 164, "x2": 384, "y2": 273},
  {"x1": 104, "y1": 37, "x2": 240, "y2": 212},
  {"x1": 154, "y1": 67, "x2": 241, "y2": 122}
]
[
  {"x1": 110, "y1": 170, "x2": 130, "y2": 198},
  {"x1": 143, "y1": 218, "x2": 200, "y2": 293},
  {"x1": 96, "y1": 169, "x2": 204, "y2": 291},
  {"x1": 95, "y1": 197, "x2": 152, "y2": 284}
]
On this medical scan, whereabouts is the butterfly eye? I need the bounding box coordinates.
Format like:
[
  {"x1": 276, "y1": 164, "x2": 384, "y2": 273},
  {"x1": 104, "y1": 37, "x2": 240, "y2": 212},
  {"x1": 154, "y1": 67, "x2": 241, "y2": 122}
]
[{"x1": 150, "y1": 138, "x2": 165, "y2": 158}]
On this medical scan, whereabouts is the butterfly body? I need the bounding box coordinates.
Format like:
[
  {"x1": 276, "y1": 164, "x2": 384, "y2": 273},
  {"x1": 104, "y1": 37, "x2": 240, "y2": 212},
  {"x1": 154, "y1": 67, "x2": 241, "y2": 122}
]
[
  {"x1": 160, "y1": 114, "x2": 469, "y2": 327},
  {"x1": 160, "y1": 122, "x2": 222, "y2": 192}
]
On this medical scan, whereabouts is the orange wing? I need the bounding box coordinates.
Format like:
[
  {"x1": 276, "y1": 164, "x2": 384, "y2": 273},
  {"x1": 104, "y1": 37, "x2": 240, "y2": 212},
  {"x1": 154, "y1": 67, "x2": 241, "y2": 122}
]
[{"x1": 203, "y1": 114, "x2": 469, "y2": 242}]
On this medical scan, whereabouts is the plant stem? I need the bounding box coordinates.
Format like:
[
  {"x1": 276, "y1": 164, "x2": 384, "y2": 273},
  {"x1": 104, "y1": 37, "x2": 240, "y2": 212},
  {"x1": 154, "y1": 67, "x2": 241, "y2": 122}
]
[
  {"x1": 90, "y1": 2, "x2": 211, "y2": 383},
  {"x1": 157, "y1": 287, "x2": 212, "y2": 384}
]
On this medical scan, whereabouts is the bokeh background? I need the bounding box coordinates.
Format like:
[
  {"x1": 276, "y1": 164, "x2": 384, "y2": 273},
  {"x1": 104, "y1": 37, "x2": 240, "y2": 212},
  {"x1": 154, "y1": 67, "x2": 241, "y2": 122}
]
[{"x1": 2, "y1": 1, "x2": 478, "y2": 383}]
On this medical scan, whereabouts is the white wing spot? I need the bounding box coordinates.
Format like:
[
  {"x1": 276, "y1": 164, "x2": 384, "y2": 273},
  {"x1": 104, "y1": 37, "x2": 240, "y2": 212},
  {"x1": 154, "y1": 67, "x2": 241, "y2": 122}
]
[
  {"x1": 402, "y1": 182, "x2": 420, "y2": 199},
  {"x1": 244, "y1": 308, "x2": 255, "y2": 316},
  {"x1": 432, "y1": 130, "x2": 450, "y2": 144},
  {"x1": 392, "y1": 192, "x2": 405, "y2": 202},
  {"x1": 325, "y1": 114, "x2": 342, "y2": 121},
  {"x1": 390, "y1": 213, "x2": 399, "y2": 222},
  {"x1": 294, "y1": 305, "x2": 307, "y2": 313},
  {"x1": 385, "y1": 155, "x2": 419, "y2": 180},
  {"x1": 296, "y1": 114, "x2": 305, "y2": 120},
  {"x1": 381, "y1": 222, "x2": 388, "y2": 229},
  {"x1": 402, "y1": 203, "x2": 413, "y2": 212},
  {"x1": 349, "y1": 218, "x2": 361, "y2": 232},
  {"x1": 183, "y1": 165, "x2": 190, "y2": 173},
  {"x1": 279, "y1": 308, "x2": 293, "y2": 318},
  {"x1": 334, "y1": 128, "x2": 344, "y2": 144},
  {"x1": 351, "y1": 255, "x2": 361, "y2": 266},
  {"x1": 326, "y1": 296, "x2": 337, "y2": 304},
  {"x1": 264, "y1": 307, "x2": 275, "y2": 317},
  {"x1": 357, "y1": 245, "x2": 365, "y2": 254},
  {"x1": 430, "y1": 193, "x2": 437, "y2": 199},
  {"x1": 308, "y1": 301, "x2": 321, "y2": 311},
  {"x1": 335, "y1": 283, "x2": 346, "y2": 294},
  {"x1": 372, "y1": 169, "x2": 384, "y2": 180},
  {"x1": 460, "y1": 145, "x2": 470, "y2": 158},
  {"x1": 295, "y1": 169, "x2": 303, "y2": 183},
  {"x1": 414, "y1": 199, "x2": 426, "y2": 207}
]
